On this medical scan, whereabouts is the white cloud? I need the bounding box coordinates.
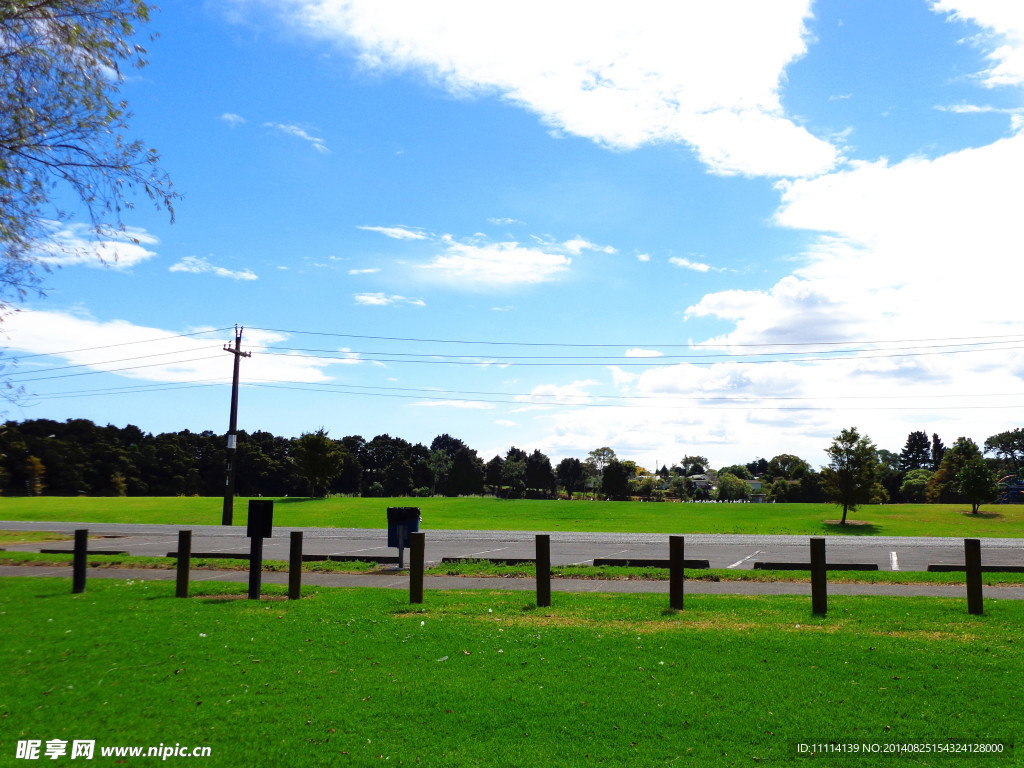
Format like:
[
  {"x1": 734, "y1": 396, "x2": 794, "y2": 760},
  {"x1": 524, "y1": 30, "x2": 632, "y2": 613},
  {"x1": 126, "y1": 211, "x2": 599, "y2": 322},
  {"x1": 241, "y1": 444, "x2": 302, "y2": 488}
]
[
  {"x1": 563, "y1": 238, "x2": 616, "y2": 256},
  {"x1": 170, "y1": 256, "x2": 258, "y2": 281},
  {"x1": 418, "y1": 239, "x2": 571, "y2": 288},
  {"x1": 353, "y1": 292, "x2": 425, "y2": 307},
  {"x1": 221, "y1": 112, "x2": 246, "y2": 126},
  {"x1": 411, "y1": 399, "x2": 497, "y2": 409},
  {"x1": 260, "y1": 0, "x2": 838, "y2": 177},
  {"x1": 625, "y1": 348, "x2": 664, "y2": 358},
  {"x1": 263, "y1": 122, "x2": 330, "y2": 153},
  {"x1": 931, "y1": 1, "x2": 1024, "y2": 87},
  {"x1": 669, "y1": 256, "x2": 713, "y2": 273},
  {"x1": 636, "y1": 253, "x2": 651, "y2": 262},
  {"x1": 348, "y1": 267, "x2": 381, "y2": 275},
  {"x1": 1, "y1": 310, "x2": 335, "y2": 384},
  {"x1": 35, "y1": 223, "x2": 158, "y2": 269},
  {"x1": 488, "y1": 217, "x2": 522, "y2": 225},
  {"x1": 359, "y1": 225, "x2": 429, "y2": 240},
  {"x1": 516, "y1": 379, "x2": 600, "y2": 406}
]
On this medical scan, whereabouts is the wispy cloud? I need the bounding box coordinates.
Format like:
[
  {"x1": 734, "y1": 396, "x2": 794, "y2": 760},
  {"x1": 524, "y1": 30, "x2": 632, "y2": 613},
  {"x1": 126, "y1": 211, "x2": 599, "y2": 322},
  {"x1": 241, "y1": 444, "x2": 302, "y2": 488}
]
[
  {"x1": 353, "y1": 292, "x2": 425, "y2": 307},
  {"x1": 625, "y1": 348, "x2": 664, "y2": 358},
  {"x1": 358, "y1": 225, "x2": 429, "y2": 240},
  {"x1": 348, "y1": 267, "x2": 381, "y2": 275},
  {"x1": 669, "y1": 256, "x2": 716, "y2": 273},
  {"x1": 221, "y1": 112, "x2": 246, "y2": 126},
  {"x1": 263, "y1": 122, "x2": 330, "y2": 154},
  {"x1": 34, "y1": 223, "x2": 159, "y2": 270},
  {"x1": 169, "y1": 256, "x2": 258, "y2": 281}
]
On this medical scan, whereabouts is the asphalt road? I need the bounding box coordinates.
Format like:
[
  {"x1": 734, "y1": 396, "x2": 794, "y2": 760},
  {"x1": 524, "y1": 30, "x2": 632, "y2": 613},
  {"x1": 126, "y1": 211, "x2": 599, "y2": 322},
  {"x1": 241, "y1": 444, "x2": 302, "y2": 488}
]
[{"x1": 2, "y1": 521, "x2": 1022, "y2": 572}]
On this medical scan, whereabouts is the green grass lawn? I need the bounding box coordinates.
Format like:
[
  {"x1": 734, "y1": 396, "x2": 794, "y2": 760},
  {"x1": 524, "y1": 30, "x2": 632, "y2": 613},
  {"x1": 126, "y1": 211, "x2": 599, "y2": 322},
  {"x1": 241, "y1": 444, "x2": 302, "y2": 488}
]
[
  {"x1": 3, "y1": 496, "x2": 1024, "y2": 537},
  {"x1": 1, "y1": 577, "x2": 1019, "y2": 766}
]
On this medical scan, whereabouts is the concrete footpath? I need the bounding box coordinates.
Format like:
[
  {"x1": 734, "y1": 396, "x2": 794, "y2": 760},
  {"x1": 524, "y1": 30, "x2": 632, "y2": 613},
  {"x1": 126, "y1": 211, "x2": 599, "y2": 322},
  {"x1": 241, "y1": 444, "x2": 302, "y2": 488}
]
[{"x1": 3, "y1": 564, "x2": 1024, "y2": 600}]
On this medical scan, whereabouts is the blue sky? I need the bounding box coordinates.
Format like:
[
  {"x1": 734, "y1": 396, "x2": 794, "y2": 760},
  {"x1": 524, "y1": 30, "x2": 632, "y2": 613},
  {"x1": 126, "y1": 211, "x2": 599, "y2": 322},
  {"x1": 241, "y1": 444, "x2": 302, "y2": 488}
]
[{"x1": 4, "y1": 0, "x2": 1024, "y2": 470}]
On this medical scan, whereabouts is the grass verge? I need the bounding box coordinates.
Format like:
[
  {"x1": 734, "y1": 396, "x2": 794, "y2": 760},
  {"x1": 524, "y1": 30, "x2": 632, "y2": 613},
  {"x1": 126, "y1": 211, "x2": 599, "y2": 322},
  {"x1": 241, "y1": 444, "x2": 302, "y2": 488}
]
[
  {"x1": 3, "y1": 550, "x2": 1024, "y2": 586},
  {"x1": 0, "y1": 577, "x2": 1020, "y2": 767}
]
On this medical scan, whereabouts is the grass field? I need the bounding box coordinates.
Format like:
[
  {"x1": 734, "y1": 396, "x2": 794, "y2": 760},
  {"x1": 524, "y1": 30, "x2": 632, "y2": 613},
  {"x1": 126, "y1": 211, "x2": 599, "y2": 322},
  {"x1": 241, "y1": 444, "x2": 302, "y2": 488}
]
[
  {"x1": 3, "y1": 496, "x2": 1024, "y2": 537},
  {"x1": 1, "y1": 577, "x2": 1020, "y2": 766}
]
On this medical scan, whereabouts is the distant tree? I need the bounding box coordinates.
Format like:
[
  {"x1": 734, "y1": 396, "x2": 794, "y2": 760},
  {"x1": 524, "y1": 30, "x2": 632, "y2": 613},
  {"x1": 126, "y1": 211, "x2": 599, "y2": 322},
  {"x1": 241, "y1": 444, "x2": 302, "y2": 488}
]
[
  {"x1": 555, "y1": 457, "x2": 584, "y2": 498},
  {"x1": 586, "y1": 447, "x2": 616, "y2": 474},
  {"x1": 718, "y1": 464, "x2": 752, "y2": 480},
  {"x1": 716, "y1": 472, "x2": 750, "y2": 501},
  {"x1": 927, "y1": 437, "x2": 983, "y2": 504},
  {"x1": 745, "y1": 458, "x2": 769, "y2": 477},
  {"x1": 680, "y1": 455, "x2": 709, "y2": 476},
  {"x1": 485, "y1": 455, "x2": 504, "y2": 495},
  {"x1": 766, "y1": 454, "x2": 811, "y2": 480},
  {"x1": 820, "y1": 427, "x2": 878, "y2": 525},
  {"x1": 448, "y1": 446, "x2": 484, "y2": 496},
  {"x1": 876, "y1": 448, "x2": 903, "y2": 502},
  {"x1": 601, "y1": 459, "x2": 632, "y2": 500},
  {"x1": 525, "y1": 449, "x2": 555, "y2": 496},
  {"x1": 110, "y1": 471, "x2": 127, "y2": 497},
  {"x1": 25, "y1": 455, "x2": 45, "y2": 495},
  {"x1": 291, "y1": 429, "x2": 344, "y2": 498},
  {"x1": 983, "y1": 428, "x2": 1024, "y2": 473},
  {"x1": 428, "y1": 449, "x2": 452, "y2": 496},
  {"x1": 930, "y1": 433, "x2": 946, "y2": 471},
  {"x1": 899, "y1": 468, "x2": 934, "y2": 503},
  {"x1": 898, "y1": 431, "x2": 932, "y2": 473},
  {"x1": 501, "y1": 456, "x2": 526, "y2": 499},
  {"x1": 957, "y1": 456, "x2": 998, "y2": 514}
]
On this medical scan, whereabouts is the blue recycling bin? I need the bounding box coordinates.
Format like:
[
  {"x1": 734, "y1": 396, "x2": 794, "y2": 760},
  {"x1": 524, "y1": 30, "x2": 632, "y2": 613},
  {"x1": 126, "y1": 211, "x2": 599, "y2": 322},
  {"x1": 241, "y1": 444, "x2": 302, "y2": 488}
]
[{"x1": 387, "y1": 507, "x2": 421, "y2": 549}]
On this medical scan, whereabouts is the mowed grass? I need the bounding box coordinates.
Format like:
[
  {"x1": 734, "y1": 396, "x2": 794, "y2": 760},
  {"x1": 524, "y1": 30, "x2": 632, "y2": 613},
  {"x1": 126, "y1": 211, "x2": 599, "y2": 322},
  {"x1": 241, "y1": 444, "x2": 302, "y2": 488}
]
[
  {"x1": 3, "y1": 496, "x2": 1024, "y2": 537},
  {"x1": 1, "y1": 577, "x2": 1020, "y2": 767}
]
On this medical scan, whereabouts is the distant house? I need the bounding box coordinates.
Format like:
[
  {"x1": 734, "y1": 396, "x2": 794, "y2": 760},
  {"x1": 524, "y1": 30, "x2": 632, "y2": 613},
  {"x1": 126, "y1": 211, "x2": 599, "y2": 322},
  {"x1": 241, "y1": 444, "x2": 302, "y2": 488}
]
[{"x1": 745, "y1": 479, "x2": 767, "y2": 503}]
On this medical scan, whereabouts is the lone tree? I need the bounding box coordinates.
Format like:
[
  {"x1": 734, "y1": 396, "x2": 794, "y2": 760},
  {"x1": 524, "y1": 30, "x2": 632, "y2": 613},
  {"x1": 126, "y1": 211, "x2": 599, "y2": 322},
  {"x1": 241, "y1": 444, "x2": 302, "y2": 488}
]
[
  {"x1": 0, "y1": 0, "x2": 175, "y2": 312},
  {"x1": 956, "y1": 455, "x2": 998, "y2": 514},
  {"x1": 820, "y1": 427, "x2": 878, "y2": 525},
  {"x1": 291, "y1": 429, "x2": 344, "y2": 498}
]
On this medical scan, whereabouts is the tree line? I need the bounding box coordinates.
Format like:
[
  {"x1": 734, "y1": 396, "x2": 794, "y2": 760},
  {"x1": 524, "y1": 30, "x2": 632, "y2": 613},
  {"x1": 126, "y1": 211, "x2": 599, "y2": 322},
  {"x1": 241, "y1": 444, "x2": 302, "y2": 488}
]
[{"x1": 1, "y1": 418, "x2": 1022, "y2": 507}]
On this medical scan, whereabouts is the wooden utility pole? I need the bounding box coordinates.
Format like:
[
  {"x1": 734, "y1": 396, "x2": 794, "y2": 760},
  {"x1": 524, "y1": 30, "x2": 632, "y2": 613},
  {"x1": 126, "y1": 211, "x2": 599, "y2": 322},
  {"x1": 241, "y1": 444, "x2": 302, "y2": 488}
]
[{"x1": 222, "y1": 325, "x2": 250, "y2": 526}]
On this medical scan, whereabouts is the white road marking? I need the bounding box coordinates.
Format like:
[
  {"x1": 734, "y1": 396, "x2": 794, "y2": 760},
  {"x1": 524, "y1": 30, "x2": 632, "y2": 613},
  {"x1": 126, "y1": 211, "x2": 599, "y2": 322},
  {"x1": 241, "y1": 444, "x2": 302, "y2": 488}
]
[
  {"x1": 726, "y1": 550, "x2": 762, "y2": 569},
  {"x1": 333, "y1": 546, "x2": 387, "y2": 555},
  {"x1": 890, "y1": 551, "x2": 900, "y2": 571},
  {"x1": 465, "y1": 547, "x2": 510, "y2": 557},
  {"x1": 571, "y1": 548, "x2": 630, "y2": 566}
]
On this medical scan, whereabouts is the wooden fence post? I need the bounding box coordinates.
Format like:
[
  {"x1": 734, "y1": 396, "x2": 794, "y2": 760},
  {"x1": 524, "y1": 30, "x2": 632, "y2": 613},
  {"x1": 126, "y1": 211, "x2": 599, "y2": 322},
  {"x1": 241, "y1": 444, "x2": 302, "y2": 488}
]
[
  {"x1": 72, "y1": 529, "x2": 87, "y2": 594},
  {"x1": 669, "y1": 535, "x2": 685, "y2": 610},
  {"x1": 536, "y1": 534, "x2": 551, "y2": 608},
  {"x1": 409, "y1": 532, "x2": 425, "y2": 604},
  {"x1": 175, "y1": 530, "x2": 191, "y2": 598},
  {"x1": 965, "y1": 538, "x2": 983, "y2": 616},
  {"x1": 810, "y1": 537, "x2": 827, "y2": 615},
  {"x1": 289, "y1": 531, "x2": 303, "y2": 600}
]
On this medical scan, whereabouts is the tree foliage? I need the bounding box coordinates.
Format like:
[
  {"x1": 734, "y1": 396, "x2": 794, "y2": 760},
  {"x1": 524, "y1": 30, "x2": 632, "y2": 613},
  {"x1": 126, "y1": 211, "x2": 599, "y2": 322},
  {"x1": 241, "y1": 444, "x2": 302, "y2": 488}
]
[
  {"x1": 927, "y1": 437, "x2": 983, "y2": 504},
  {"x1": 0, "y1": 0, "x2": 175, "y2": 308},
  {"x1": 957, "y1": 456, "x2": 997, "y2": 514},
  {"x1": 898, "y1": 430, "x2": 932, "y2": 473},
  {"x1": 820, "y1": 427, "x2": 878, "y2": 524},
  {"x1": 291, "y1": 428, "x2": 344, "y2": 498}
]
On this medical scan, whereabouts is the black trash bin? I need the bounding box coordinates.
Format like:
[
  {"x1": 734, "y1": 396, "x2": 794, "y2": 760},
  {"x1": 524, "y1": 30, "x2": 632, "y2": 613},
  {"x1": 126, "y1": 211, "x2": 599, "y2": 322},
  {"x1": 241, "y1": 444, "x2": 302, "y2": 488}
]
[{"x1": 387, "y1": 507, "x2": 421, "y2": 568}]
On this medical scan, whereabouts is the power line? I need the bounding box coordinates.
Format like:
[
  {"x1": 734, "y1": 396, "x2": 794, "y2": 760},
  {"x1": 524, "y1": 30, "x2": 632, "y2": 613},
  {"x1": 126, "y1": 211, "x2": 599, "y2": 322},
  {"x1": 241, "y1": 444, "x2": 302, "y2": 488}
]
[
  {"x1": 3, "y1": 345, "x2": 223, "y2": 377},
  {"x1": 9, "y1": 354, "x2": 226, "y2": 383},
  {"x1": 4, "y1": 326, "x2": 235, "y2": 360},
  {"x1": 248, "y1": 325, "x2": 1024, "y2": 349},
  {"x1": 251, "y1": 343, "x2": 1024, "y2": 366}
]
